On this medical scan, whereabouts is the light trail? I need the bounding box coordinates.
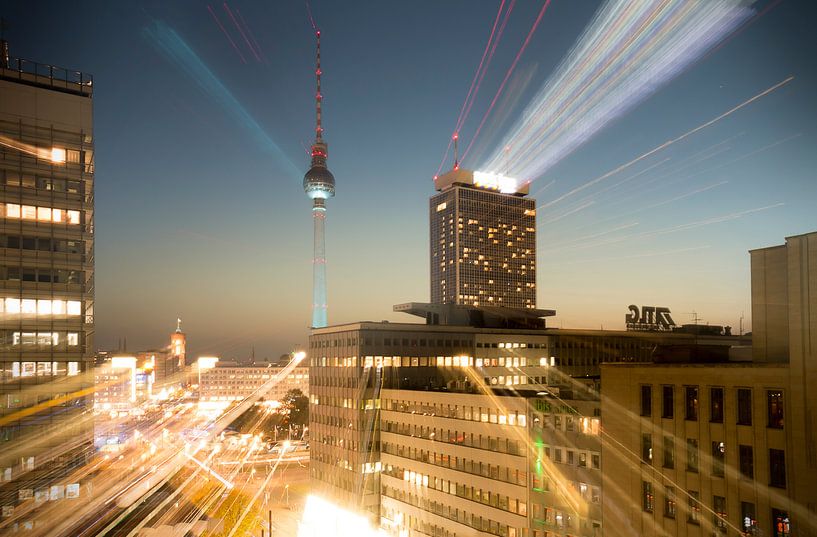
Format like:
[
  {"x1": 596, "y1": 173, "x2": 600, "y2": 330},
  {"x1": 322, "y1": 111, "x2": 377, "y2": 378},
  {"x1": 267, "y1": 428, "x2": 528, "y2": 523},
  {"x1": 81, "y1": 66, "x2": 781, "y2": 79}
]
[
  {"x1": 223, "y1": 2, "x2": 262, "y2": 62},
  {"x1": 235, "y1": 7, "x2": 267, "y2": 63},
  {"x1": 183, "y1": 450, "x2": 234, "y2": 489},
  {"x1": 537, "y1": 76, "x2": 793, "y2": 210},
  {"x1": 143, "y1": 21, "x2": 299, "y2": 177},
  {"x1": 461, "y1": 0, "x2": 553, "y2": 163},
  {"x1": 207, "y1": 5, "x2": 247, "y2": 64},
  {"x1": 478, "y1": 0, "x2": 757, "y2": 180},
  {"x1": 435, "y1": 0, "x2": 514, "y2": 177}
]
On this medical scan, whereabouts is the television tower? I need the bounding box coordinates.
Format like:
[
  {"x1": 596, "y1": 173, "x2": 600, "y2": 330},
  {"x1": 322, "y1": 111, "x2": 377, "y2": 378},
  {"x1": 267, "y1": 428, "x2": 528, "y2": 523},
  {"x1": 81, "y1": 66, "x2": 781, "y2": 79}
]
[{"x1": 303, "y1": 29, "x2": 335, "y2": 328}]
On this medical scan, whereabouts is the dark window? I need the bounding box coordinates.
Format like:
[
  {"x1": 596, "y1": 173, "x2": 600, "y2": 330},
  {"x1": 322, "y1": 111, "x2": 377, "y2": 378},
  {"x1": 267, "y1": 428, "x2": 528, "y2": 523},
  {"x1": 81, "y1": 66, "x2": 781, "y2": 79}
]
[
  {"x1": 685, "y1": 386, "x2": 699, "y2": 421},
  {"x1": 737, "y1": 388, "x2": 752, "y2": 425},
  {"x1": 713, "y1": 495, "x2": 727, "y2": 533},
  {"x1": 767, "y1": 390, "x2": 784, "y2": 429},
  {"x1": 687, "y1": 439, "x2": 699, "y2": 472},
  {"x1": 640, "y1": 385, "x2": 652, "y2": 417},
  {"x1": 662, "y1": 386, "x2": 674, "y2": 419},
  {"x1": 37, "y1": 238, "x2": 52, "y2": 251},
  {"x1": 739, "y1": 445, "x2": 754, "y2": 479},
  {"x1": 710, "y1": 387, "x2": 724, "y2": 423},
  {"x1": 22, "y1": 237, "x2": 36, "y2": 250},
  {"x1": 641, "y1": 434, "x2": 652, "y2": 463},
  {"x1": 664, "y1": 486, "x2": 676, "y2": 518},
  {"x1": 741, "y1": 502, "x2": 757, "y2": 535},
  {"x1": 769, "y1": 449, "x2": 786, "y2": 488},
  {"x1": 712, "y1": 441, "x2": 725, "y2": 477},
  {"x1": 22, "y1": 269, "x2": 36, "y2": 282},
  {"x1": 772, "y1": 509, "x2": 791, "y2": 537},
  {"x1": 6, "y1": 236, "x2": 20, "y2": 249},
  {"x1": 37, "y1": 271, "x2": 51, "y2": 283},
  {"x1": 642, "y1": 481, "x2": 654, "y2": 512},
  {"x1": 663, "y1": 436, "x2": 674, "y2": 469}
]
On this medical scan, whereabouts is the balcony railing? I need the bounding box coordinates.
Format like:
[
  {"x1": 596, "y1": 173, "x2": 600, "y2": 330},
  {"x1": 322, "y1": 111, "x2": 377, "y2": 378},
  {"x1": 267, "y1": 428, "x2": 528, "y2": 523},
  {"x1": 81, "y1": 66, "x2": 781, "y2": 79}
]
[{"x1": 0, "y1": 57, "x2": 93, "y2": 97}]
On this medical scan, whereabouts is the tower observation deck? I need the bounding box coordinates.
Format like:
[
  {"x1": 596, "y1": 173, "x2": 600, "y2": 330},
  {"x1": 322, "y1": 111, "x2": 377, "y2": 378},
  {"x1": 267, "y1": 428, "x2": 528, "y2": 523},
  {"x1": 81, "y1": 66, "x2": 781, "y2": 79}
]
[{"x1": 303, "y1": 29, "x2": 334, "y2": 328}]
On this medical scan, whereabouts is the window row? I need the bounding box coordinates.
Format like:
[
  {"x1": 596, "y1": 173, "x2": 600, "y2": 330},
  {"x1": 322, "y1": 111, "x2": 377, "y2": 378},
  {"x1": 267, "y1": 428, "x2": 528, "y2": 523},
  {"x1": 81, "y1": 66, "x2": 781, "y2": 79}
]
[
  {"x1": 0, "y1": 298, "x2": 83, "y2": 316},
  {"x1": 384, "y1": 399, "x2": 527, "y2": 427},
  {"x1": 0, "y1": 234, "x2": 84, "y2": 254},
  {"x1": 0, "y1": 265, "x2": 83, "y2": 284},
  {"x1": 642, "y1": 483, "x2": 791, "y2": 536},
  {"x1": 382, "y1": 419, "x2": 525, "y2": 457},
  {"x1": 2, "y1": 170, "x2": 84, "y2": 195},
  {"x1": 536, "y1": 444, "x2": 600, "y2": 470},
  {"x1": 1, "y1": 203, "x2": 81, "y2": 225},
  {"x1": 383, "y1": 485, "x2": 525, "y2": 537},
  {"x1": 640, "y1": 434, "x2": 786, "y2": 488},
  {"x1": 0, "y1": 330, "x2": 80, "y2": 348},
  {"x1": 1, "y1": 361, "x2": 82, "y2": 380},
  {"x1": 640, "y1": 385, "x2": 784, "y2": 428},
  {"x1": 383, "y1": 441, "x2": 525, "y2": 487}
]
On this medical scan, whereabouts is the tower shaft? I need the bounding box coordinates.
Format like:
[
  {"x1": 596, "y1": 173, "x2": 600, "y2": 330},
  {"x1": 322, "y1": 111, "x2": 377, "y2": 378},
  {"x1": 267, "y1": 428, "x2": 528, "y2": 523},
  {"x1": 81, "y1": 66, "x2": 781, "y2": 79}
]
[{"x1": 312, "y1": 199, "x2": 328, "y2": 328}]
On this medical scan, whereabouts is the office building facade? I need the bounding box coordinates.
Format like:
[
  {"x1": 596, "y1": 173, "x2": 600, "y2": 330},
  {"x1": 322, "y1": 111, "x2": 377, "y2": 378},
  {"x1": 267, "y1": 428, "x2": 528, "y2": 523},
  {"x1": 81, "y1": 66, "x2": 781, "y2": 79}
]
[
  {"x1": 430, "y1": 169, "x2": 536, "y2": 309},
  {"x1": 199, "y1": 363, "x2": 308, "y2": 402},
  {"x1": 600, "y1": 231, "x2": 817, "y2": 537},
  {"x1": 0, "y1": 48, "x2": 95, "y2": 525}
]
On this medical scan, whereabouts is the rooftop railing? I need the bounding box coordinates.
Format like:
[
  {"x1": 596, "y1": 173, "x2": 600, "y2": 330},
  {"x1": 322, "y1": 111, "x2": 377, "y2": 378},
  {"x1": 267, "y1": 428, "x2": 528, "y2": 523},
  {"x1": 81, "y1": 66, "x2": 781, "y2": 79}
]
[{"x1": 0, "y1": 57, "x2": 93, "y2": 97}]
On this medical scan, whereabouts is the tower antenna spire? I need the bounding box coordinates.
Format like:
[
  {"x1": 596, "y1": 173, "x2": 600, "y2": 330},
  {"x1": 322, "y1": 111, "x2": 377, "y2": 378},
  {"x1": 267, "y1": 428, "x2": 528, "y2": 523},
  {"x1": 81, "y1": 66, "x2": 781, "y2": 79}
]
[{"x1": 303, "y1": 25, "x2": 335, "y2": 329}]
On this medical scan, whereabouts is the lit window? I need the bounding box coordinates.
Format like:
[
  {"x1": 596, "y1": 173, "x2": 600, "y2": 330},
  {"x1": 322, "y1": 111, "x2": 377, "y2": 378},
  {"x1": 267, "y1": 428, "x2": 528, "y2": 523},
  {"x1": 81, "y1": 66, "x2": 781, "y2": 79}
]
[
  {"x1": 52, "y1": 300, "x2": 66, "y2": 315},
  {"x1": 67, "y1": 210, "x2": 80, "y2": 225},
  {"x1": 68, "y1": 362, "x2": 79, "y2": 376},
  {"x1": 52, "y1": 209, "x2": 64, "y2": 223},
  {"x1": 37, "y1": 207, "x2": 52, "y2": 221},
  {"x1": 21, "y1": 205, "x2": 36, "y2": 220},
  {"x1": 67, "y1": 333, "x2": 79, "y2": 346},
  {"x1": 67, "y1": 301, "x2": 82, "y2": 315},
  {"x1": 22, "y1": 299, "x2": 37, "y2": 314},
  {"x1": 37, "y1": 300, "x2": 52, "y2": 315},
  {"x1": 5, "y1": 203, "x2": 21, "y2": 218}
]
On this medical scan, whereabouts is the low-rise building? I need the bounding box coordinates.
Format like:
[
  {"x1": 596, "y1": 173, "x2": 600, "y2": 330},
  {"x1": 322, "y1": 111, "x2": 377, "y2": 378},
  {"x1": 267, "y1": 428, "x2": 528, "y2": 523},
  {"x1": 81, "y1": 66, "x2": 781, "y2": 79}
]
[{"x1": 199, "y1": 362, "x2": 308, "y2": 402}]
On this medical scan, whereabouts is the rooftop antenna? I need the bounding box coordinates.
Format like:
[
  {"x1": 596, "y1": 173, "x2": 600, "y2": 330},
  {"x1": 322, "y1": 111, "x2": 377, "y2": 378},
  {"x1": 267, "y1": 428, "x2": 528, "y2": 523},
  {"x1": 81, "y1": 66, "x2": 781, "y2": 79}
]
[
  {"x1": 453, "y1": 132, "x2": 459, "y2": 170},
  {"x1": 684, "y1": 311, "x2": 702, "y2": 325},
  {"x1": 176, "y1": 317, "x2": 182, "y2": 333}
]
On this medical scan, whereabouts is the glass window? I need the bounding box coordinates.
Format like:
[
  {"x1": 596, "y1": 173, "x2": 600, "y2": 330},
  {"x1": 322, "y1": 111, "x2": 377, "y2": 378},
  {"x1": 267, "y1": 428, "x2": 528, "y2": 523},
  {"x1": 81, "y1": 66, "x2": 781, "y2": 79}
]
[
  {"x1": 663, "y1": 436, "x2": 674, "y2": 469},
  {"x1": 772, "y1": 509, "x2": 791, "y2": 537},
  {"x1": 640, "y1": 385, "x2": 652, "y2": 417},
  {"x1": 739, "y1": 445, "x2": 754, "y2": 479},
  {"x1": 741, "y1": 502, "x2": 757, "y2": 535},
  {"x1": 662, "y1": 386, "x2": 674, "y2": 418},
  {"x1": 767, "y1": 390, "x2": 784, "y2": 429},
  {"x1": 685, "y1": 386, "x2": 699, "y2": 421},
  {"x1": 642, "y1": 434, "x2": 652, "y2": 463},
  {"x1": 769, "y1": 449, "x2": 786, "y2": 488},
  {"x1": 737, "y1": 388, "x2": 752, "y2": 425},
  {"x1": 687, "y1": 491, "x2": 701, "y2": 524},
  {"x1": 664, "y1": 486, "x2": 676, "y2": 518},
  {"x1": 686, "y1": 438, "x2": 699, "y2": 472},
  {"x1": 642, "y1": 481, "x2": 654, "y2": 513},
  {"x1": 710, "y1": 387, "x2": 724, "y2": 423},
  {"x1": 713, "y1": 495, "x2": 727, "y2": 533},
  {"x1": 712, "y1": 441, "x2": 725, "y2": 477}
]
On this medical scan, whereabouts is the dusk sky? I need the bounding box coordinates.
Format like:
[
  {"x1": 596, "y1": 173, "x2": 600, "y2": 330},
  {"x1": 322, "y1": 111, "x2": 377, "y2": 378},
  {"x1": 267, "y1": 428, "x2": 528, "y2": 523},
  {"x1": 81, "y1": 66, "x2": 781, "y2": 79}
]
[{"x1": 2, "y1": 0, "x2": 815, "y2": 360}]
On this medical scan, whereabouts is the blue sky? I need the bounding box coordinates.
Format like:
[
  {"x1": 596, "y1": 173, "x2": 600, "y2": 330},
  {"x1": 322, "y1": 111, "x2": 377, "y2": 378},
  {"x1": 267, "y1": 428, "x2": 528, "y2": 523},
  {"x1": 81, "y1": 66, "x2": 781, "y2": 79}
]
[{"x1": 3, "y1": 0, "x2": 814, "y2": 358}]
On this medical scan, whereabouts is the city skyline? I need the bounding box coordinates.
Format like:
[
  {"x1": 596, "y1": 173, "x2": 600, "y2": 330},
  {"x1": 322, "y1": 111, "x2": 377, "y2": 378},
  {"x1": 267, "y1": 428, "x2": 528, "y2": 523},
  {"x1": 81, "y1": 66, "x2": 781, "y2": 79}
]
[{"x1": 1, "y1": 1, "x2": 815, "y2": 358}]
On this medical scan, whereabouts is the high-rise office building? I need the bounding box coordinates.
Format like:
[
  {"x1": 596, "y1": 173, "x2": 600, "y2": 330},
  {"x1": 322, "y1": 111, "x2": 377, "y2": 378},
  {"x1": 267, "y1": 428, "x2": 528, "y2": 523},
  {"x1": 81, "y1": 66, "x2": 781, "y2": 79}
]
[
  {"x1": 303, "y1": 29, "x2": 335, "y2": 329},
  {"x1": 430, "y1": 169, "x2": 536, "y2": 309},
  {"x1": 0, "y1": 42, "x2": 95, "y2": 524}
]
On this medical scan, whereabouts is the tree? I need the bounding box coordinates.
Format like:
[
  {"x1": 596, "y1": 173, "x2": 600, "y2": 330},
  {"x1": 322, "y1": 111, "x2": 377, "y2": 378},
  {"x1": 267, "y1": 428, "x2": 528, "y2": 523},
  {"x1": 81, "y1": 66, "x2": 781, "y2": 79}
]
[{"x1": 282, "y1": 389, "x2": 309, "y2": 428}]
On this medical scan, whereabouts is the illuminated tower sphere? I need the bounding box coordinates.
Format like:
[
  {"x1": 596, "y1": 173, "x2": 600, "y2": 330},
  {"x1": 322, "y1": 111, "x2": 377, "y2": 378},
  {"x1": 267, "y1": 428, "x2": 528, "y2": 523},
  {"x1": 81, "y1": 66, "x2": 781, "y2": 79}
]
[{"x1": 304, "y1": 29, "x2": 335, "y2": 328}]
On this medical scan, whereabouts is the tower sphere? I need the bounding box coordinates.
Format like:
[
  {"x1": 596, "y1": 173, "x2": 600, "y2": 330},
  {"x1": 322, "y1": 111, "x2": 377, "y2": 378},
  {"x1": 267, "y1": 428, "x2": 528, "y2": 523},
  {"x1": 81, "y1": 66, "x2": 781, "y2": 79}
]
[{"x1": 304, "y1": 165, "x2": 335, "y2": 199}]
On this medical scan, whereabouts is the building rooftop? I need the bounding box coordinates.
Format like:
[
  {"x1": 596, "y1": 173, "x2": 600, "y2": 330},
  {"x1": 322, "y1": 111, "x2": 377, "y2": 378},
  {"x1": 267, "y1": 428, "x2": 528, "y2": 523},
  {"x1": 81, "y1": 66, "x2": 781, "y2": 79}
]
[
  {"x1": 0, "y1": 55, "x2": 93, "y2": 97},
  {"x1": 433, "y1": 168, "x2": 530, "y2": 196}
]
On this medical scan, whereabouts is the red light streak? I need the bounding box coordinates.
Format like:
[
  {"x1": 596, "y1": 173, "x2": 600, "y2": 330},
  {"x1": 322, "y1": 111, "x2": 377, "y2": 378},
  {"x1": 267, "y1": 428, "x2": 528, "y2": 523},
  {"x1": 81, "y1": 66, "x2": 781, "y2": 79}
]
[
  {"x1": 434, "y1": 0, "x2": 514, "y2": 178},
  {"x1": 461, "y1": 0, "x2": 552, "y2": 164},
  {"x1": 224, "y1": 2, "x2": 261, "y2": 62},
  {"x1": 207, "y1": 5, "x2": 247, "y2": 64}
]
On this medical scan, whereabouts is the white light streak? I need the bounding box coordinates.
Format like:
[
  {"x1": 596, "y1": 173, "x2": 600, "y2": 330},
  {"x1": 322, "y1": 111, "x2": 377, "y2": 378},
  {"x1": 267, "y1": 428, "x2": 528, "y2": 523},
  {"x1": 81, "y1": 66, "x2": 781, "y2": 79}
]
[{"x1": 479, "y1": 0, "x2": 755, "y2": 180}]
